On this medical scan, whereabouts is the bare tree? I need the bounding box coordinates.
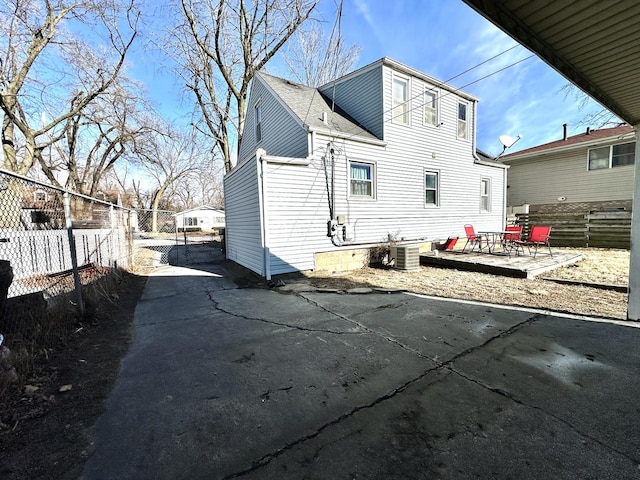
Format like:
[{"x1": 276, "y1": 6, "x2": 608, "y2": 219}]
[
  {"x1": 0, "y1": 0, "x2": 139, "y2": 175},
  {"x1": 39, "y1": 82, "x2": 154, "y2": 197},
  {"x1": 135, "y1": 123, "x2": 210, "y2": 232},
  {"x1": 169, "y1": 0, "x2": 319, "y2": 173},
  {"x1": 281, "y1": 21, "x2": 360, "y2": 87},
  {"x1": 560, "y1": 83, "x2": 623, "y2": 128}
]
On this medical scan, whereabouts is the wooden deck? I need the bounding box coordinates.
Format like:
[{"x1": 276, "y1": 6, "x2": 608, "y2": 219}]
[{"x1": 420, "y1": 251, "x2": 583, "y2": 279}]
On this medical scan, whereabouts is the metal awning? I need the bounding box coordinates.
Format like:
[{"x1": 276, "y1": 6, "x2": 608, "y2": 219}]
[{"x1": 462, "y1": 0, "x2": 640, "y2": 320}]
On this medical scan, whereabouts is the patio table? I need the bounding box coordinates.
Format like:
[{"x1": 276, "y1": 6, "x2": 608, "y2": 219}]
[{"x1": 478, "y1": 231, "x2": 512, "y2": 254}]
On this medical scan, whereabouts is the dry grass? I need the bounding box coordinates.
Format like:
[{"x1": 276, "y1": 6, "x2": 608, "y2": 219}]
[{"x1": 305, "y1": 248, "x2": 630, "y2": 320}]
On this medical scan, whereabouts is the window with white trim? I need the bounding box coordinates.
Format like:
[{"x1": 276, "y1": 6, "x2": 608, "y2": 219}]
[
  {"x1": 588, "y1": 142, "x2": 635, "y2": 170},
  {"x1": 424, "y1": 171, "x2": 439, "y2": 206},
  {"x1": 424, "y1": 88, "x2": 437, "y2": 126},
  {"x1": 392, "y1": 76, "x2": 409, "y2": 125},
  {"x1": 255, "y1": 101, "x2": 262, "y2": 142},
  {"x1": 349, "y1": 161, "x2": 375, "y2": 198},
  {"x1": 480, "y1": 178, "x2": 491, "y2": 212},
  {"x1": 184, "y1": 216, "x2": 198, "y2": 227},
  {"x1": 457, "y1": 101, "x2": 468, "y2": 140}
]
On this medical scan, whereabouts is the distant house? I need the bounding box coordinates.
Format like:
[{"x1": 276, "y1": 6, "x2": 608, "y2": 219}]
[
  {"x1": 223, "y1": 57, "x2": 507, "y2": 278},
  {"x1": 502, "y1": 124, "x2": 635, "y2": 213},
  {"x1": 174, "y1": 206, "x2": 225, "y2": 231}
]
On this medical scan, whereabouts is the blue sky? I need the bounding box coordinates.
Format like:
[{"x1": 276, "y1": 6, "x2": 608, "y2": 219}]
[
  {"x1": 131, "y1": 0, "x2": 614, "y2": 159},
  {"x1": 321, "y1": 0, "x2": 613, "y2": 156}
]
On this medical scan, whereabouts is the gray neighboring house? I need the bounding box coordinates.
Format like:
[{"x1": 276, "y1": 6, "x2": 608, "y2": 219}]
[
  {"x1": 223, "y1": 57, "x2": 507, "y2": 279},
  {"x1": 502, "y1": 124, "x2": 636, "y2": 214}
]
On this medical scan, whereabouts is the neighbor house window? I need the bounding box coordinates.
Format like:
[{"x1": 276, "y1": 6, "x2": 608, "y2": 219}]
[
  {"x1": 349, "y1": 161, "x2": 375, "y2": 198},
  {"x1": 457, "y1": 102, "x2": 468, "y2": 140},
  {"x1": 184, "y1": 217, "x2": 198, "y2": 227},
  {"x1": 255, "y1": 101, "x2": 262, "y2": 142},
  {"x1": 481, "y1": 178, "x2": 491, "y2": 212},
  {"x1": 424, "y1": 88, "x2": 437, "y2": 126},
  {"x1": 588, "y1": 142, "x2": 636, "y2": 170},
  {"x1": 392, "y1": 76, "x2": 409, "y2": 125},
  {"x1": 425, "y1": 171, "x2": 439, "y2": 206}
]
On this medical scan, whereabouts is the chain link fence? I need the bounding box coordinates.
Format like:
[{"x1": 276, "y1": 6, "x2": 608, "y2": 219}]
[
  {"x1": 0, "y1": 169, "x2": 225, "y2": 393},
  {"x1": 0, "y1": 169, "x2": 135, "y2": 348}
]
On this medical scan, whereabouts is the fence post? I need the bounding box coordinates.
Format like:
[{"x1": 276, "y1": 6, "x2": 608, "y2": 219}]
[
  {"x1": 128, "y1": 210, "x2": 134, "y2": 268},
  {"x1": 63, "y1": 192, "x2": 84, "y2": 315}
]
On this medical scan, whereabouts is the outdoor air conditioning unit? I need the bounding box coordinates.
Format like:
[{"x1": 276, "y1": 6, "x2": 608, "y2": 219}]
[{"x1": 390, "y1": 245, "x2": 420, "y2": 270}]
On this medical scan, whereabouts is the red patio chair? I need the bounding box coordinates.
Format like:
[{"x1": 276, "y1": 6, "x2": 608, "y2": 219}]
[
  {"x1": 512, "y1": 225, "x2": 552, "y2": 257},
  {"x1": 502, "y1": 225, "x2": 522, "y2": 254},
  {"x1": 462, "y1": 224, "x2": 488, "y2": 253}
]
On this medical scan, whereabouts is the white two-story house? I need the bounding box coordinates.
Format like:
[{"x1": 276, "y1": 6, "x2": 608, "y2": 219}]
[{"x1": 223, "y1": 57, "x2": 507, "y2": 278}]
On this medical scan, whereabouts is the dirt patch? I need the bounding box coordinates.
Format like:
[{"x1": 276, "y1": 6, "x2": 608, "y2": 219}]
[
  {"x1": 304, "y1": 248, "x2": 630, "y2": 320},
  {"x1": 0, "y1": 271, "x2": 147, "y2": 480}
]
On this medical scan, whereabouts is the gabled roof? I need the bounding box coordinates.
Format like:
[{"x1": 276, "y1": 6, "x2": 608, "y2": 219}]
[
  {"x1": 257, "y1": 72, "x2": 381, "y2": 143},
  {"x1": 174, "y1": 206, "x2": 225, "y2": 216},
  {"x1": 502, "y1": 124, "x2": 635, "y2": 161}
]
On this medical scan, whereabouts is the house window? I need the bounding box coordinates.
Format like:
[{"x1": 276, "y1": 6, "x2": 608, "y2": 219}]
[
  {"x1": 588, "y1": 142, "x2": 636, "y2": 170},
  {"x1": 184, "y1": 216, "x2": 198, "y2": 227},
  {"x1": 481, "y1": 178, "x2": 491, "y2": 212},
  {"x1": 349, "y1": 161, "x2": 374, "y2": 198},
  {"x1": 424, "y1": 89, "x2": 437, "y2": 126},
  {"x1": 255, "y1": 101, "x2": 262, "y2": 142},
  {"x1": 392, "y1": 76, "x2": 409, "y2": 125},
  {"x1": 425, "y1": 171, "x2": 439, "y2": 206},
  {"x1": 457, "y1": 102, "x2": 468, "y2": 140}
]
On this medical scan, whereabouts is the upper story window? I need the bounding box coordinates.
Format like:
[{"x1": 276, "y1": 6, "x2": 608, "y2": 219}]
[
  {"x1": 588, "y1": 142, "x2": 635, "y2": 170},
  {"x1": 349, "y1": 161, "x2": 375, "y2": 198},
  {"x1": 425, "y1": 171, "x2": 439, "y2": 206},
  {"x1": 392, "y1": 76, "x2": 409, "y2": 125},
  {"x1": 424, "y1": 89, "x2": 437, "y2": 126},
  {"x1": 480, "y1": 178, "x2": 491, "y2": 212},
  {"x1": 255, "y1": 101, "x2": 262, "y2": 142},
  {"x1": 457, "y1": 102, "x2": 468, "y2": 140}
]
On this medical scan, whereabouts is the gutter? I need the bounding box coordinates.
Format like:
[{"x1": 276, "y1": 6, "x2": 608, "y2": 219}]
[{"x1": 305, "y1": 125, "x2": 387, "y2": 147}]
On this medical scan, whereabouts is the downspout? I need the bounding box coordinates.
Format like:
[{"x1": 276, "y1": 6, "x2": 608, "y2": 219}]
[
  {"x1": 627, "y1": 126, "x2": 640, "y2": 320},
  {"x1": 256, "y1": 148, "x2": 271, "y2": 280}
]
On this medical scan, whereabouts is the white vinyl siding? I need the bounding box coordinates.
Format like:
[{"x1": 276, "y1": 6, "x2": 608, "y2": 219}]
[
  {"x1": 238, "y1": 76, "x2": 308, "y2": 162},
  {"x1": 318, "y1": 64, "x2": 384, "y2": 139},
  {"x1": 226, "y1": 62, "x2": 502, "y2": 278},
  {"x1": 223, "y1": 158, "x2": 264, "y2": 275}
]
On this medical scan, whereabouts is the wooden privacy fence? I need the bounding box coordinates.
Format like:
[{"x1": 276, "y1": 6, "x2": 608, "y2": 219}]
[{"x1": 515, "y1": 210, "x2": 631, "y2": 249}]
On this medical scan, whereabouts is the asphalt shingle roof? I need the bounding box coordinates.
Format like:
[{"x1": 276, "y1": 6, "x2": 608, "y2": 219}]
[
  {"x1": 257, "y1": 72, "x2": 380, "y2": 142},
  {"x1": 502, "y1": 124, "x2": 634, "y2": 160}
]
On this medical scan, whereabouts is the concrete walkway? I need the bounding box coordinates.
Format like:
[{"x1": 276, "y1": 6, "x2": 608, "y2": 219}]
[{"x1": 81, "y1": 245, "x2": 640, "y2": 479}]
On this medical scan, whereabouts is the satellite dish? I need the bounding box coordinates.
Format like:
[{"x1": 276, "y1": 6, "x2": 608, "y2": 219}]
[{"x1": 499, "y1": 135, "x2": 517, "y2": 148}]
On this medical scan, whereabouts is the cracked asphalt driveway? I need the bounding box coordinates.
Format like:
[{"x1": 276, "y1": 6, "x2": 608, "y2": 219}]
[{"x1": 81, "y1": 246, "x2": 640, "y2": 480}]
